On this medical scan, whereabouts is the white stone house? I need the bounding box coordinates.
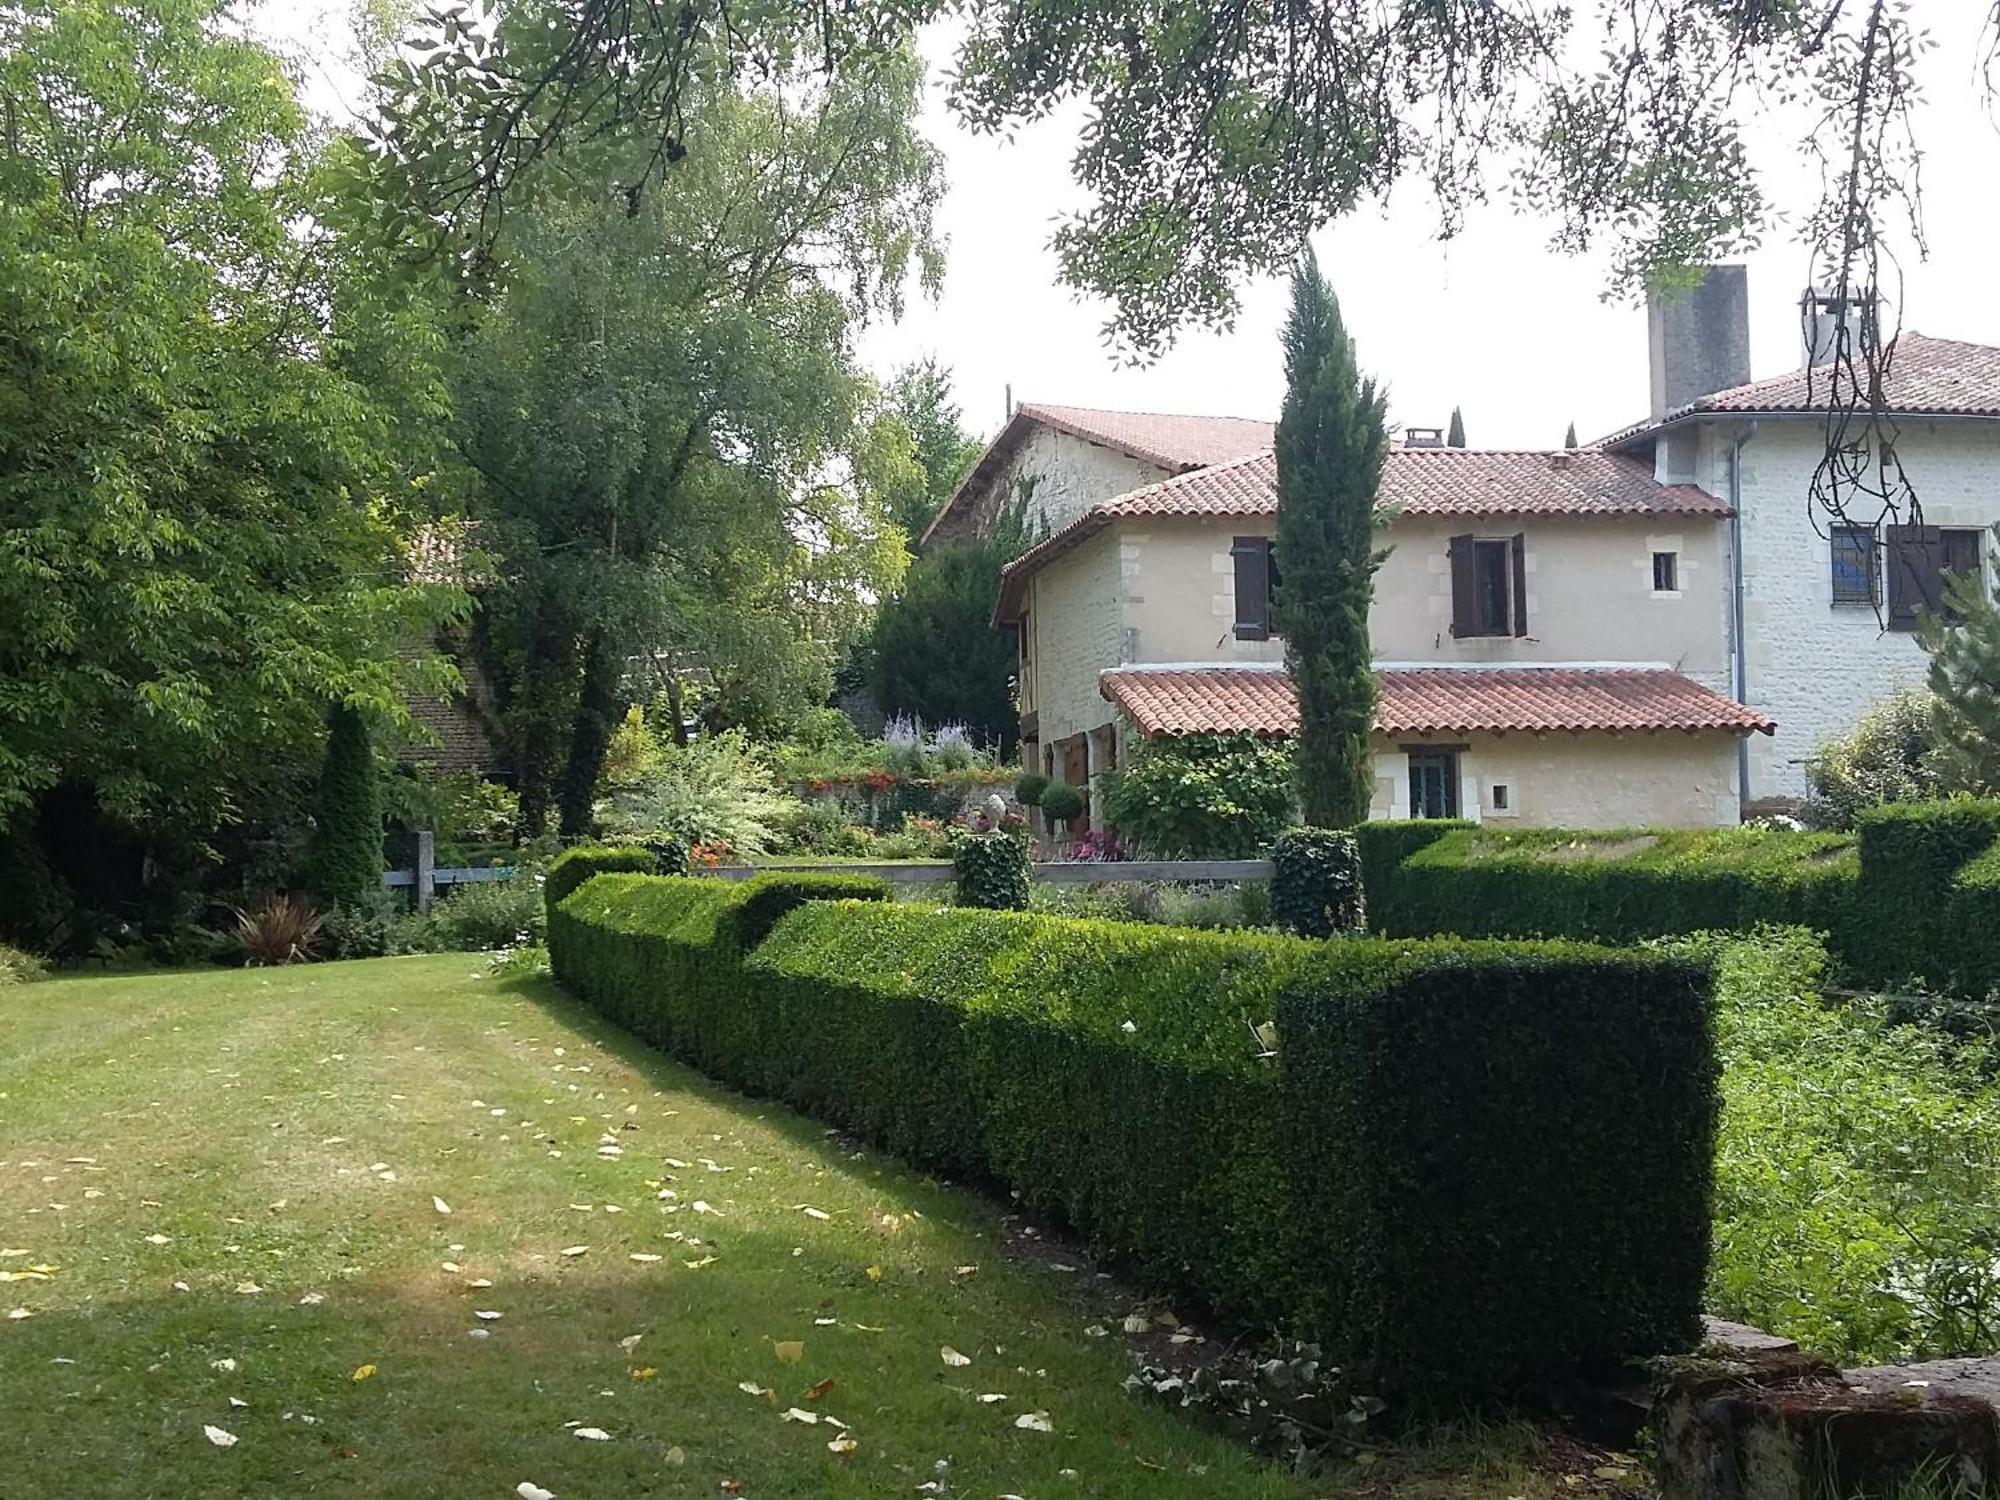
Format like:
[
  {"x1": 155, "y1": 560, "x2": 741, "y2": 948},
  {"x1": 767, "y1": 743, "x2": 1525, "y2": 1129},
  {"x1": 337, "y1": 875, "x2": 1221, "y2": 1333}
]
[
  {"x1": 941, "y1": 276, "x2": 2000, "y2": 828},
  {"x1": 1597, "y1": 269, "x2": 2000, "y2": 807}
]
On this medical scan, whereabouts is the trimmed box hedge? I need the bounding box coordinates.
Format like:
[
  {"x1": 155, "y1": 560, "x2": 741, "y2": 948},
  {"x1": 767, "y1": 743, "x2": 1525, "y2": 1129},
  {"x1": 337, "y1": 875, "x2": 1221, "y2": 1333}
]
[
  {"x1": 1358, "y1": 822, "x2": 1859, "y2": 948},
  {"x1": 544, "y1": 845, "x2": 658, "y2": 921},
  {"x1": 1356, "y1": 803, "x2": 2000, "y2": 995},
  {"x1": 547, "y1": 870, "x2": 889, "y2": 1082},
  {"x1": 550, "y1": 873, "x2": 1715, "y2": 1399},
  {"x1": 1281, "y1": 947, "x2": 1714, "y2": 1395},
  {"x1": 1850, "y1": 800, "x2": 2000, "y2": 993}
]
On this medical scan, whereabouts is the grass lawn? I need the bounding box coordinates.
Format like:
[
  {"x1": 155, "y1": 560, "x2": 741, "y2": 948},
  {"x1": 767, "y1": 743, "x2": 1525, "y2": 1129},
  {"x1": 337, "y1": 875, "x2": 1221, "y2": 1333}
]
[{"x1": 0, "y1": 957, "x2": 1576, "y2": 1499}]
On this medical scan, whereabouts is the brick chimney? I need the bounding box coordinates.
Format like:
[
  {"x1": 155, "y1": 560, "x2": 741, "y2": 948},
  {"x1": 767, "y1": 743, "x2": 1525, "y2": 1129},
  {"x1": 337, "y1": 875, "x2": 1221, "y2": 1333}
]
[{"x1": 1647, "y1": 265, "x2": 1751, "y2": 420}]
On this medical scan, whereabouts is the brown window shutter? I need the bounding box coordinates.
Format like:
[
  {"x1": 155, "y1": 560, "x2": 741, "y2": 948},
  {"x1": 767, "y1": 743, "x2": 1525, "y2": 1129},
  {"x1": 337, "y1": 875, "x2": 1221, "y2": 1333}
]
[
  {"x1": 1231, "y1": 537, "x2": 1270, "y2": 640},
  {"x1": 1886, "y1": 524, "x2": 1938, "y2": 630},
  {"x1": 1510, "y1": 532, "x2": 1528, "y2": 637},
  {"x1": 1448, "y1": 533, "x2": 1475, "y2": 638}
]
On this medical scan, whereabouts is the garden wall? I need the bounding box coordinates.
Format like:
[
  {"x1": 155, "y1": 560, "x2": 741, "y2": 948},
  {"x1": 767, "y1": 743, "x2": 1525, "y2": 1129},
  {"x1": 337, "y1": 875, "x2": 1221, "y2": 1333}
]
[
  {"x1": 1356, "y1": 801, "x2": 2000, "y2": 995},
  {"x1": 549, "y1": 871, "x2": 1716, "y2": 1400},
  {"x1": 791, "y1": 770, "x2": 1010, "y2": 832}
]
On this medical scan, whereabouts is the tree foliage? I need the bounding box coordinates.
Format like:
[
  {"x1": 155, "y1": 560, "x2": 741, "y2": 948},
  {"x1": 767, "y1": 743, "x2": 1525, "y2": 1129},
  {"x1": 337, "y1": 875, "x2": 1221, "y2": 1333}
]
[
  {"x1": 878, "y1": 359, "x2": 984, "y2": 541},
  {"x1": 1802, "y1": 689, "x2": 1957, "y2": 831},
  {"x1": 1447, "y1": 408, "x2": 1466, "y2": 449},
  {"x1": 373, "y1": 1, "x2": 1978, "y2": 371},
  {"x1": 865, "y1": 488, "x2": 1033, "y2": 749},
  {"x1": 1274, "y1": 257, "x2": 1388, "y2": 830},
  {"x1": 0, "y1": 0, "x2": 461, "y2": 844},
  {"x1": 442, "y1": 46, "x2": 939, "y2": 835},
  {"x1": 1098, "y1": 732, "x2": 1295, "y2": 860}
]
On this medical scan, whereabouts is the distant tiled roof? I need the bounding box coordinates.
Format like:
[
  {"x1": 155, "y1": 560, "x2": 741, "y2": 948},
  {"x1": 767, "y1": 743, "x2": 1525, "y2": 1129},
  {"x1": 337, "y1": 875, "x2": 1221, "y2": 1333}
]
[
  {"x1": 1099, "y1": 666, "x2": 1776, "y2": 738},
  {"x1": 921, "y1": 402, "x2": 1273, "y2": 546},
  {"x1": 1015, "y1": 403, "x2": 1276, "y2": 470},
  {"x1": 993, "y1": 448, "x2": 1726, "y2": 621},
  {"x1": 1600, "y1": 332, "x2": 2000, "y2": 445}
]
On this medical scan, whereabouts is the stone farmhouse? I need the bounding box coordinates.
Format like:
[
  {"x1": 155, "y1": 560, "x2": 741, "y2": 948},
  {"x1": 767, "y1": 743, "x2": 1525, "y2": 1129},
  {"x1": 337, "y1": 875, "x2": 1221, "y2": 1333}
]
[{"x1": 929, "y1": 269, "x2": 2000, "y2": 828}]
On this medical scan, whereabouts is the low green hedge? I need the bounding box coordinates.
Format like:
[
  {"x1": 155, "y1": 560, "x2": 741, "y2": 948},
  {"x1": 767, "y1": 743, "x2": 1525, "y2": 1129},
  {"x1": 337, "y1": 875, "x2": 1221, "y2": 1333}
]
[
  {"x1": 1358, "y1": 822, "x2": 1858, "y2": 949},
  {"x1": 550, "y1": 875, "x2": 1715, "y2": 1398},
  {"x1": 1281, "y1": 946, "x2": 1713, "y2": 1395},
  {"x1": 1355, "y1": 803, "x2": 2000, "y2": 994},
  {"x1": 544, "y1": 845, "x2": 657, "y2": 923},
  {"x1": 547, "y1": 871, "x2": 889, "y2": 1080},
  {"x1": 1851, "y1": 800, "x2": 2000, "y2": 992}
]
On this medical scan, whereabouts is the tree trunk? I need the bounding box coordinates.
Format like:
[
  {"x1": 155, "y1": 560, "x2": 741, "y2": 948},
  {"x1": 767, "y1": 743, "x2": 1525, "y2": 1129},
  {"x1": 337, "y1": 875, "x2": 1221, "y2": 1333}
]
[
  {"x1": 557, "y1": 628, "x2": 624, "y2": 841},
  {"x1": 512, "y1": 600, "x2": 577, "y2": 841}
]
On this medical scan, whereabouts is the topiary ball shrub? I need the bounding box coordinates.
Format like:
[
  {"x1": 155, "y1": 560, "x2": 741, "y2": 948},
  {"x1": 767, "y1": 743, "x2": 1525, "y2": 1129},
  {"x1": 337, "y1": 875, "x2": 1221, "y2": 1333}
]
[
  {"x1": 955, "y1": 833, "x2": 1030, "y2": 910},
  {"x1": 1272, "y1": 828, "x2": 1363, "y2": 938},
  {"x1": 1038, "y1": 781, "x2": 1085, "y2": 829},
  {"x1": 1014, "y1": 772, "x2": 1050, "y2": 807}
]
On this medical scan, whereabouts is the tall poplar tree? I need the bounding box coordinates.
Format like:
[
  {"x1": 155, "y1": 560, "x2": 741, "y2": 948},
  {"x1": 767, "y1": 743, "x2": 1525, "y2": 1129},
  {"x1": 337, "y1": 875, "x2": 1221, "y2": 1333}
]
[{"x1": 1274, "y1": 256, "x2": 1389, "y2": 829}]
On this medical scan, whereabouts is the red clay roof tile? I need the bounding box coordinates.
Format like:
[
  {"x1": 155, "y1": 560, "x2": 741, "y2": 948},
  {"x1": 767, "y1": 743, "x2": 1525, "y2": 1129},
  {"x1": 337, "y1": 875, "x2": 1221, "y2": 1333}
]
[{"x1": 1099, "y1": 667, "x2": 1775, "y2": 737}]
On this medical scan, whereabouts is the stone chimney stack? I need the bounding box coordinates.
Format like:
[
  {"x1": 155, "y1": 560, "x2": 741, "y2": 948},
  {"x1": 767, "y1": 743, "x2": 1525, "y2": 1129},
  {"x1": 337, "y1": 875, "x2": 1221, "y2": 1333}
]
[
  {"x1": 1647, "y1": 265, "x2": 1752, "y2": 420},
  {"x1": 1800, "y1": 288, "x2": 1879, "y2": 369}
]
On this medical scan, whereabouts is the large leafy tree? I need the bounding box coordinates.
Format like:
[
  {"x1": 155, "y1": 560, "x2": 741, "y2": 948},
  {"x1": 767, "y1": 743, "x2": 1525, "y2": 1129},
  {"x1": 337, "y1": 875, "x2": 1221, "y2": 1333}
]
[
  {"x1": 865, "y1": 489, "x2": 1033, "y2": 749},
  {"x1": 880, "y1": 359, "x2": 984, "y2": 540},
  {"x1": 1274, "y1": 257, "x2": 1389, "y2": 830},
  {"x1": 0, "y1": 0, "x2": 459, "y2": 886},
  {"x1": 377, "y1": 1, "x2": 1974, "y2": 538},
  {"x1": 444, "y1": 48, "x2": 936, "y2": 837}
]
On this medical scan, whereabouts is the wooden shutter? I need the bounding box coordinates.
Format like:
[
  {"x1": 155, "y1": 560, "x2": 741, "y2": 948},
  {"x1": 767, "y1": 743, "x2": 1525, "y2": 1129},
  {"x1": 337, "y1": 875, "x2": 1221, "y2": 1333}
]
[
  {"x1": 1886, "y1": 524, "x2": 1941, "y2": 631},
  {"x1": 1231, "y1": 537, "x2": 1270, "y2": 640},
  {"x1": 1510, "y1": 532, "x2": 1528, "y2": 637},
  {"x1": 1448, "y1": 534, "x2": 1475, "y2": 638}
]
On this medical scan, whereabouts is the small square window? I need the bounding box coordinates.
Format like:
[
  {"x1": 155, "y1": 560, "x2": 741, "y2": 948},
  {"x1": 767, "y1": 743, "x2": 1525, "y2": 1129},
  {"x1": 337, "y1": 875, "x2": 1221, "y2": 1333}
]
[
  {"x1": 1490, "y1": 783, "x2": 1512, "y2": 812},
  {"x1": 1652, "y1": 551, "x2": 1678, "y2": 593}
]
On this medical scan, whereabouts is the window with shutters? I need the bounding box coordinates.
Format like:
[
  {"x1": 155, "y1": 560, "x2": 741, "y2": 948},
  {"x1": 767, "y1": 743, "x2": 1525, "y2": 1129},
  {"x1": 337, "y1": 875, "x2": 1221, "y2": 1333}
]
[
  {"x1": 1448, "y1": 533, "x2": 1527, "y2": 638},
  {"x1": 1885, "y1": 525, "x2": 1981, "y2": 631},
  {"x1": 1830, "y1": 524, "x2": 1879, "y2": 607},
  {"x1": 1231, "y1": 536, "x2": 1278, "y2": 640}
]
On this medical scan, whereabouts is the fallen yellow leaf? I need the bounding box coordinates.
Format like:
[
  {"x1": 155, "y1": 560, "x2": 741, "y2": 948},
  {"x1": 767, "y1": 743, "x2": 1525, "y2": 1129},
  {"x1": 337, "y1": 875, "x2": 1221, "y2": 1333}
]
[
  {"x1": 774, "y1": 1340, "x2": 804, "y2": 1364},
  {"x1": 351, "y1": 1364, "x2": 377, "y2": 1382}
]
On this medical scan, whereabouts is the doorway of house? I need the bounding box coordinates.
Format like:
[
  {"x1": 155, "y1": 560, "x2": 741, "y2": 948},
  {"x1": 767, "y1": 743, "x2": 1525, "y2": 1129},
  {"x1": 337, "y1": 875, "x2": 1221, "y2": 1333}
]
[{"x1": 1408, "y1": 748, "x2": 1461, "y2": 819}]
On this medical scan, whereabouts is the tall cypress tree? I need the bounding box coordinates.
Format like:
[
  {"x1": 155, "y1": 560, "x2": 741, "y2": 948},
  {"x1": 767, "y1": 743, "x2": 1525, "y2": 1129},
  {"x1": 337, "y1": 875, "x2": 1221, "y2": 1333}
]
[
  {"x1": 1447, "y1": 406, "x2": 1466, "y2": 447},
  {"x1": 1275, "y1": 255, "x2": 1389, "y2": 829},
  {"x1": 1564, "y1": 420, "x2": 1579, "y2": 449},
  {"x1": 304, "y1": 703, "x2": 383, "y2": 909}
]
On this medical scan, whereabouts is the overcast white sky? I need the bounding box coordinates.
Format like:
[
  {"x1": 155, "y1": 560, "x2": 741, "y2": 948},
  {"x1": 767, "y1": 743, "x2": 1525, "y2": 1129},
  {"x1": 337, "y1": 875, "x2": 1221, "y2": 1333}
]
[{"x1": 267, "y1": 0, "x2": 2000, "y2": 449}]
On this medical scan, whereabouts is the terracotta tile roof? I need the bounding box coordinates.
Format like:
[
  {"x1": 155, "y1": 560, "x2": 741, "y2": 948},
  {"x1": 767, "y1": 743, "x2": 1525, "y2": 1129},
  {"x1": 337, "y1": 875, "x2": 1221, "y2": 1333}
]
[
  {"x1": 1600, "y1": 332, "x2": 2000, "y2": 445},
  {"x1": 1099, "y1": 666, "x2": 1776, "y2": 737},
  {"x1": 1014, "y1": 402, "x2": 1275, "y2": 471},
  {"x1": 993, "y1": 448, "x2": 1725, "y2": 621},
  {"x1": 921, "y1": 402, "x2": 1273, "y2": 546}
]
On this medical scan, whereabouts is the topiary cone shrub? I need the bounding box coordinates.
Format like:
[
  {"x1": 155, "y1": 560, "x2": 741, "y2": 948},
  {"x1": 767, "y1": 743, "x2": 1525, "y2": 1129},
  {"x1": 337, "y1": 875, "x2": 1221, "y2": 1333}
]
[
  {"x1": 954, "y1": 832, "x2": 1029, "y2": 909},
  {"x1": 1013, "y1": 771, "x2": 1050, "y2": 807},
  {"x1": 1272, "y1": 828, "x2": 1363, "y2": 937},
  {"x1": 304, "y1": 702, "x2": 383, "y2": 911}
]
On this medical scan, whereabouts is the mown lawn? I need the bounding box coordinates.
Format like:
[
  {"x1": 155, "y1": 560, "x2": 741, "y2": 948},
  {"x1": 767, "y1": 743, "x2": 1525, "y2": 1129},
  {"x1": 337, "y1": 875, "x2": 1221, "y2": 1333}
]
[{"x1": 0, "y1": 957, "x2": 1572, "y2": 1500}]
